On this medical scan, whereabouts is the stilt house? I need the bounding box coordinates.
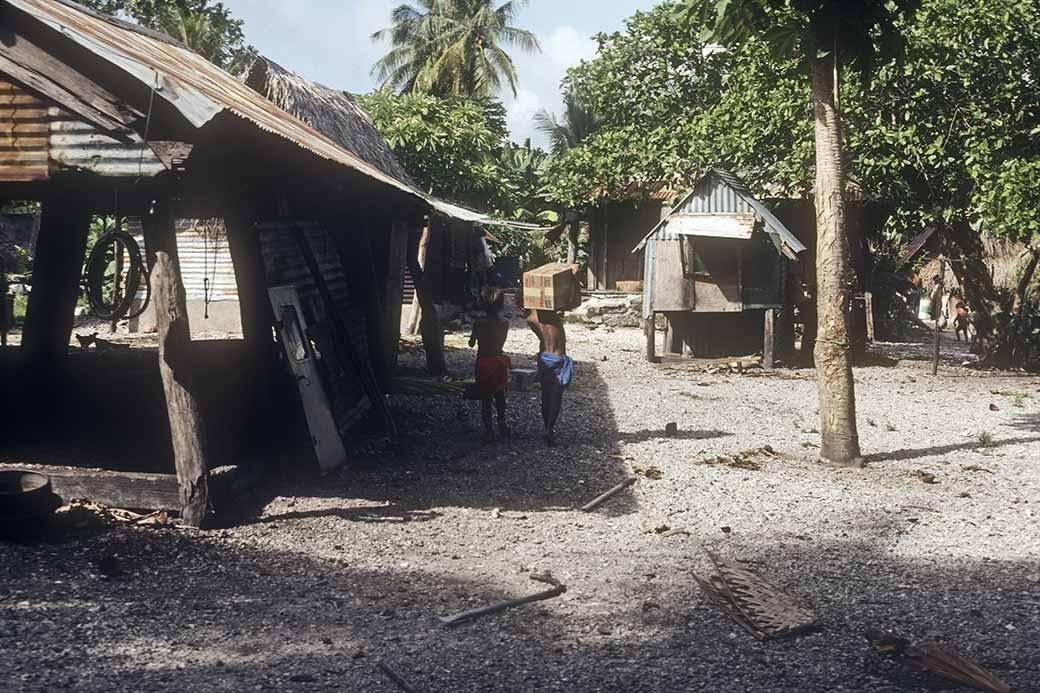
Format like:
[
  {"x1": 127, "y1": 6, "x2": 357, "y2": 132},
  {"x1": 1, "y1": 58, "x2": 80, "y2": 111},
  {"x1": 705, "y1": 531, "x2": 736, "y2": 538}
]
[{"x1": 0, "y1": 0, "x2": 456, "y2": 525}]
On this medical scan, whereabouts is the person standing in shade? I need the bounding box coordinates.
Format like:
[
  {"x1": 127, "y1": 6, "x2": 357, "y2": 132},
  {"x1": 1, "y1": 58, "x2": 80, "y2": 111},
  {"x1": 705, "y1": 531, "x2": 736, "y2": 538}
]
[{"x1": 526, "y1": 308, "x2": 574, "y2": 446}]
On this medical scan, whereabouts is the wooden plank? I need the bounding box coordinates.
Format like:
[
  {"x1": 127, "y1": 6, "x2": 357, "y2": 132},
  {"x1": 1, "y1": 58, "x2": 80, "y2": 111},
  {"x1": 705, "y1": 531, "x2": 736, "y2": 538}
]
[
  {"x1": 0, "y1": 464, "x2": 179, "y2": 510},
  {"x1": 0, "y1": 35, "x2": 137, "y2": 131},
  {"x1": 143, "y1": 203, "x2": 211, "y2": 528},
  {"x1": 651, "y1": 240, "x2": 694, "y2": 311},
  {"x1": 763, "y1": 309, "x2": 776, "y2": 369},
  {"x1": 668, "y1": 213, "x2": 755, "y2": 240}
]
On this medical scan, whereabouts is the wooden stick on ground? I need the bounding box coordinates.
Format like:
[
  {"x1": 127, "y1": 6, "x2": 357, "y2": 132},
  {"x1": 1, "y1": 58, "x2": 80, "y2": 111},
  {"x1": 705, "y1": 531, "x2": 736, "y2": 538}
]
[
  {"x1": 582, "y1": 477, "x2": 637, "y2": 512},
  {"x1": 377, "y1": 661, "x2": 419, "y2": 693},
  {"x1": 438, "y1": 573, "x2": 566, "y2": 628}
]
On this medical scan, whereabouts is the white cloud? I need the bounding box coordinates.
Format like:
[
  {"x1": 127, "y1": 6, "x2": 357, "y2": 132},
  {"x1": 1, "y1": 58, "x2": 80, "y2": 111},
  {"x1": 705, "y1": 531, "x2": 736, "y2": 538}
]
[{"x1": 503, "y1": 25, "x2": 597, "y2": 148}]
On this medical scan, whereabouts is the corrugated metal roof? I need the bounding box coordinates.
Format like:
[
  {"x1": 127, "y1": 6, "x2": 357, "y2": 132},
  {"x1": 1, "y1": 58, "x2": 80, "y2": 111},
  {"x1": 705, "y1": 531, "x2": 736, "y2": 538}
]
[
  {"x1": 633, "y1": 169, "x2": 807, "y2": 259},
  {"x1": 6, "y1": 0, "x2": 425, "y2": 201}
]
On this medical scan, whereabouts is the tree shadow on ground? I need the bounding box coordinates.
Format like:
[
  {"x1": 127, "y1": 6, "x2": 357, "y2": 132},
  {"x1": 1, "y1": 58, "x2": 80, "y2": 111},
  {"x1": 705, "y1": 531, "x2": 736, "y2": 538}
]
[
  {"x1": 1, "y1": 514, "x2": 1036, "y2": 692},
  {"x1": 864, "y1": 435, "x2": 1040, "y2": 463}
]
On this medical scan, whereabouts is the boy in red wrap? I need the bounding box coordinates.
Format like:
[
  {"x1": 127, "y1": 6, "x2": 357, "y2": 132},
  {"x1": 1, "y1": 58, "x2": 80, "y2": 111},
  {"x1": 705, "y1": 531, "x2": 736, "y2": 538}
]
[{"x1": 469, "y1": 286, "x2": 511, "y2": 442}]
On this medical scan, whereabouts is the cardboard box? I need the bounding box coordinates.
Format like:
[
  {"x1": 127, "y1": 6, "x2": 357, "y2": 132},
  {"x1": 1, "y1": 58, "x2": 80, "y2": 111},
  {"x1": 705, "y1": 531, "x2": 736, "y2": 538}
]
[{"x1": 523, "y1": 263, "x2": 581, "y2": 311}]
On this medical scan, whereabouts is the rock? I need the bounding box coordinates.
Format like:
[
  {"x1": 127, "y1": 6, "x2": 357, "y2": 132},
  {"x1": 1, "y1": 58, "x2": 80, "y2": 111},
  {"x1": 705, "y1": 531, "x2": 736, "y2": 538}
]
[
  {"x1": 664, "y1": 422, "x2": 678, "y2": 437},
  {"x1": 289, "y1": 673, "x2": 317, "y2": 683}
]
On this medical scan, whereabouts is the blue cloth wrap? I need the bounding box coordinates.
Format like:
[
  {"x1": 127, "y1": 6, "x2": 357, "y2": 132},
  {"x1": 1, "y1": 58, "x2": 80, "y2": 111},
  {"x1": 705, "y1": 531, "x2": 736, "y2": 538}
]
[{"x1": 538, "y1": 352, "x2": 574, "y2": 388}]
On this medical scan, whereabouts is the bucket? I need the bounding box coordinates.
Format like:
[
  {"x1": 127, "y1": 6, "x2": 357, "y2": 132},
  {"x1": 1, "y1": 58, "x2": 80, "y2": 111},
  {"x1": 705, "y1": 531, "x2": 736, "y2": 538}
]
[{"x1": 0, "y1": 470, "x2": 63, "y2": 538}]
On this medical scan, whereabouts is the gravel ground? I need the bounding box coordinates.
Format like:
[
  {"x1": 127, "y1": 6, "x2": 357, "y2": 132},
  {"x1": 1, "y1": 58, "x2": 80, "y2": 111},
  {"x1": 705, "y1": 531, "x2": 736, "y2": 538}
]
[{"x1": 2, "y1": 318, "x2": 1039, "y2": 692}]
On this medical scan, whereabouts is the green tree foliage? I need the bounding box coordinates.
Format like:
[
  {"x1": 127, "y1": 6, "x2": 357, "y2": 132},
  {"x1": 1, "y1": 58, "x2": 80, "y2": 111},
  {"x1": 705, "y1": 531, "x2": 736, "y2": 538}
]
[
  {"x1": 358, "y1": 92, "x2": 510, "y2": 204},
  {"x1": 79, "y1": 0, "x2": 255, "y2": 71},
  {"x1": 371, "y1": 0, "x2": 540, "y2": 98},
  {"x1": 845, "y1": 0, "x2": 1040, "y2": 247},
  {"x1": 359, "y1": 92, "x2": 555, "y2": 262}
]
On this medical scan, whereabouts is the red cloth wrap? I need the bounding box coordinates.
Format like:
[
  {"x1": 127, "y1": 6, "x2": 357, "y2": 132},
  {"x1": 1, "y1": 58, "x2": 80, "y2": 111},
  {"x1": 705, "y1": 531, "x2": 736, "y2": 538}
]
[{"x1": 474, "y1": 354, "x2": 512, "y2": 397}]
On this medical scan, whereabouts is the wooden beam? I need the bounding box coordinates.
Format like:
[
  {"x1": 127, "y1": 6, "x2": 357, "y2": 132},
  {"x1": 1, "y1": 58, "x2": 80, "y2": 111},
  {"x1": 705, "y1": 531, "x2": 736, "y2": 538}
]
[
  {"x1": 21, "y1": 193, "x2": 90, "y2": 361},
  {"x1": 763, "y1": 308, "x2": 776, "y2": 370},
  {"x1": 142, "y1": 202, "x2": 211, "y2": 528},
  {"x1": 0, "y1": 464, "x2": 179, "y2": 510}
]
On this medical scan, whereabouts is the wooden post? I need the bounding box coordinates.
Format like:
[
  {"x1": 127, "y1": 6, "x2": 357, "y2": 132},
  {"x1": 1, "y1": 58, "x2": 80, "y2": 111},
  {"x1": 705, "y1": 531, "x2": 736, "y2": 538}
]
[
  {"x1": 864, "y1": 291, "x2": 875, "y2": 344},
  {"x1": 932, "y1": 258, "x2": 946, "y2": 376},
  {"x1": 644, "y1": 315, "x2": 656, "y2": 363},
  {"x1": 665, "y1": 314, "x2": 683, "y2": 354},
  {"x1": 383, "y1": 221, "x2": 408, "y2": 371},
  {"x1": 142, "y1": 202, "x2": 210, "y2": 528},
  {"x1": 763, "y1": 308, "x2": 776, "y2": 370},
  {"x1": 21, "y1": 194, "x2": 91, "y2": 361},
  {"x1": 225, "y1": 206, "x2": 277, "y2": 460},
  {"x1": 407, "y1": 229, "x2": 446, "y2": 375},
  {"x1": 225, "y1": 208, "x2": 273, "y2": 349}
]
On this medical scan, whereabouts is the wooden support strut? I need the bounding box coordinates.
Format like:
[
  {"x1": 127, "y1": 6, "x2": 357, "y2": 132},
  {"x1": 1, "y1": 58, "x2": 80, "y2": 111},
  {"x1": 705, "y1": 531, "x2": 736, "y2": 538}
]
[
  {"x1": 763, "y1": 308, "x2": 776, "y2": 370},
  {"x1": 644, "y1": 314, "x2": 657, "y2": 363},
  {"x1": 142, "y1": 202, "x2": 211, "y2": 528}
]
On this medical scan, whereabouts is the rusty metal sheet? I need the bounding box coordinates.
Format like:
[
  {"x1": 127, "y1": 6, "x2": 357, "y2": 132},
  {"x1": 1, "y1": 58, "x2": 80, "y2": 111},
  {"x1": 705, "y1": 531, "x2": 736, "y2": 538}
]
[
  {"x1": 0, "y1": 77, "x2": 49, "y2": 181},
  {"x1": 49, "y1": 108, "x2": 165, "y2": 177},
  {"x1": 7, "y1": 0, "x2": 424, "y2": 201}
]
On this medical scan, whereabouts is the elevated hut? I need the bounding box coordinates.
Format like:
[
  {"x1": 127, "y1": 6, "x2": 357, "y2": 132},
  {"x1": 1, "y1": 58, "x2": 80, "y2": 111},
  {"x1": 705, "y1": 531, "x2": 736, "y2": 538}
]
[
  {"x1": 634, "y1": 169, "x2": 807, "y2": 366},
  {"x1": 0, "y1": 0, "x2": 446, "y2": 525}
]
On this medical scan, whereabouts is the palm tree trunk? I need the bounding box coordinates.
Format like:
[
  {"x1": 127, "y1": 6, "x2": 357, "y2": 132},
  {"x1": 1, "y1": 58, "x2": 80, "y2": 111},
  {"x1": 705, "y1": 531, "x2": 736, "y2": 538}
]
[{"x1": 810, "y1": 54, "x2": 862, "y2": 466}]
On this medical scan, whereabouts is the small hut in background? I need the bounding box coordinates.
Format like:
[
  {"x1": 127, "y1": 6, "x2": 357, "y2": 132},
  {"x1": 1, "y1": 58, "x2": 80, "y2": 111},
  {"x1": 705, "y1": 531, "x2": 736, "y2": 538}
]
[{"x1": 634, "y1": 169, "x2": 806, "y2": 366}]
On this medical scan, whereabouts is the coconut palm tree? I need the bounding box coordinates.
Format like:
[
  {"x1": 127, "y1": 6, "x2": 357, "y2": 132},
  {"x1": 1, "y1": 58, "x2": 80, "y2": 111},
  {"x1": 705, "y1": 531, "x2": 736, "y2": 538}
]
[
  {"x1": 534, "y1": 92, "x2": 601, "y2": 155},
  {"x1": 371, "y1": 0, "x2": 540, "y2": 98},
  {"x1": 679, "y1": 0, "x2": 918, "y2": 467}
]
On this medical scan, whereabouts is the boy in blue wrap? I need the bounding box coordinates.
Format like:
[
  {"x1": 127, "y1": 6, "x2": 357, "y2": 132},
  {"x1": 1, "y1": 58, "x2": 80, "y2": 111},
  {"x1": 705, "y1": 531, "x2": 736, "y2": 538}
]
[{"x1": 526, "y1": 308, "x2": 573, "y2": 446}]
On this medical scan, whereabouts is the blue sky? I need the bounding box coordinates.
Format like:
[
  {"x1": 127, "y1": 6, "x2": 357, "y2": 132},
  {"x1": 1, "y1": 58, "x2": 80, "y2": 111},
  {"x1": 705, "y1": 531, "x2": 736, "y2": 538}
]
[{"x1": 220, "y1": 0, "x2": 660, "y2": 146}]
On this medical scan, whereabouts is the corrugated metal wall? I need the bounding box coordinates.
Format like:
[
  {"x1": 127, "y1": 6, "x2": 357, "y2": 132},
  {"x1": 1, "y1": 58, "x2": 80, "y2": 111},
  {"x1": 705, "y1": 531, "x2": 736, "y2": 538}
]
[
  {"x1": 258, "y1": 220, "x2": 372, "y2": 433},
  {"x1": 126, "y1": 218, "x2": 238, "y2": 302},
  {"x1": 49, "y1": 109, "x2": 164, "y2": 177},
  {"x1": 0, "y1": 74, "x2": 165, "y2": 180},
  {"x1": 0, "y1": 78, "x2": 49, "y2": 181}
]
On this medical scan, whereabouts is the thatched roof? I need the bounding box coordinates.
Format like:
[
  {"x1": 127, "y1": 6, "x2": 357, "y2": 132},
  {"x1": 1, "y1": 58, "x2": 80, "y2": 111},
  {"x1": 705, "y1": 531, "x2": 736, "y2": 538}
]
[
  {"x1": 920, "y1": 231, "x2": 1033, "y2": 295},
  {"x1": 246, "y1": 57, "x2": 416, "y2": 188}
]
